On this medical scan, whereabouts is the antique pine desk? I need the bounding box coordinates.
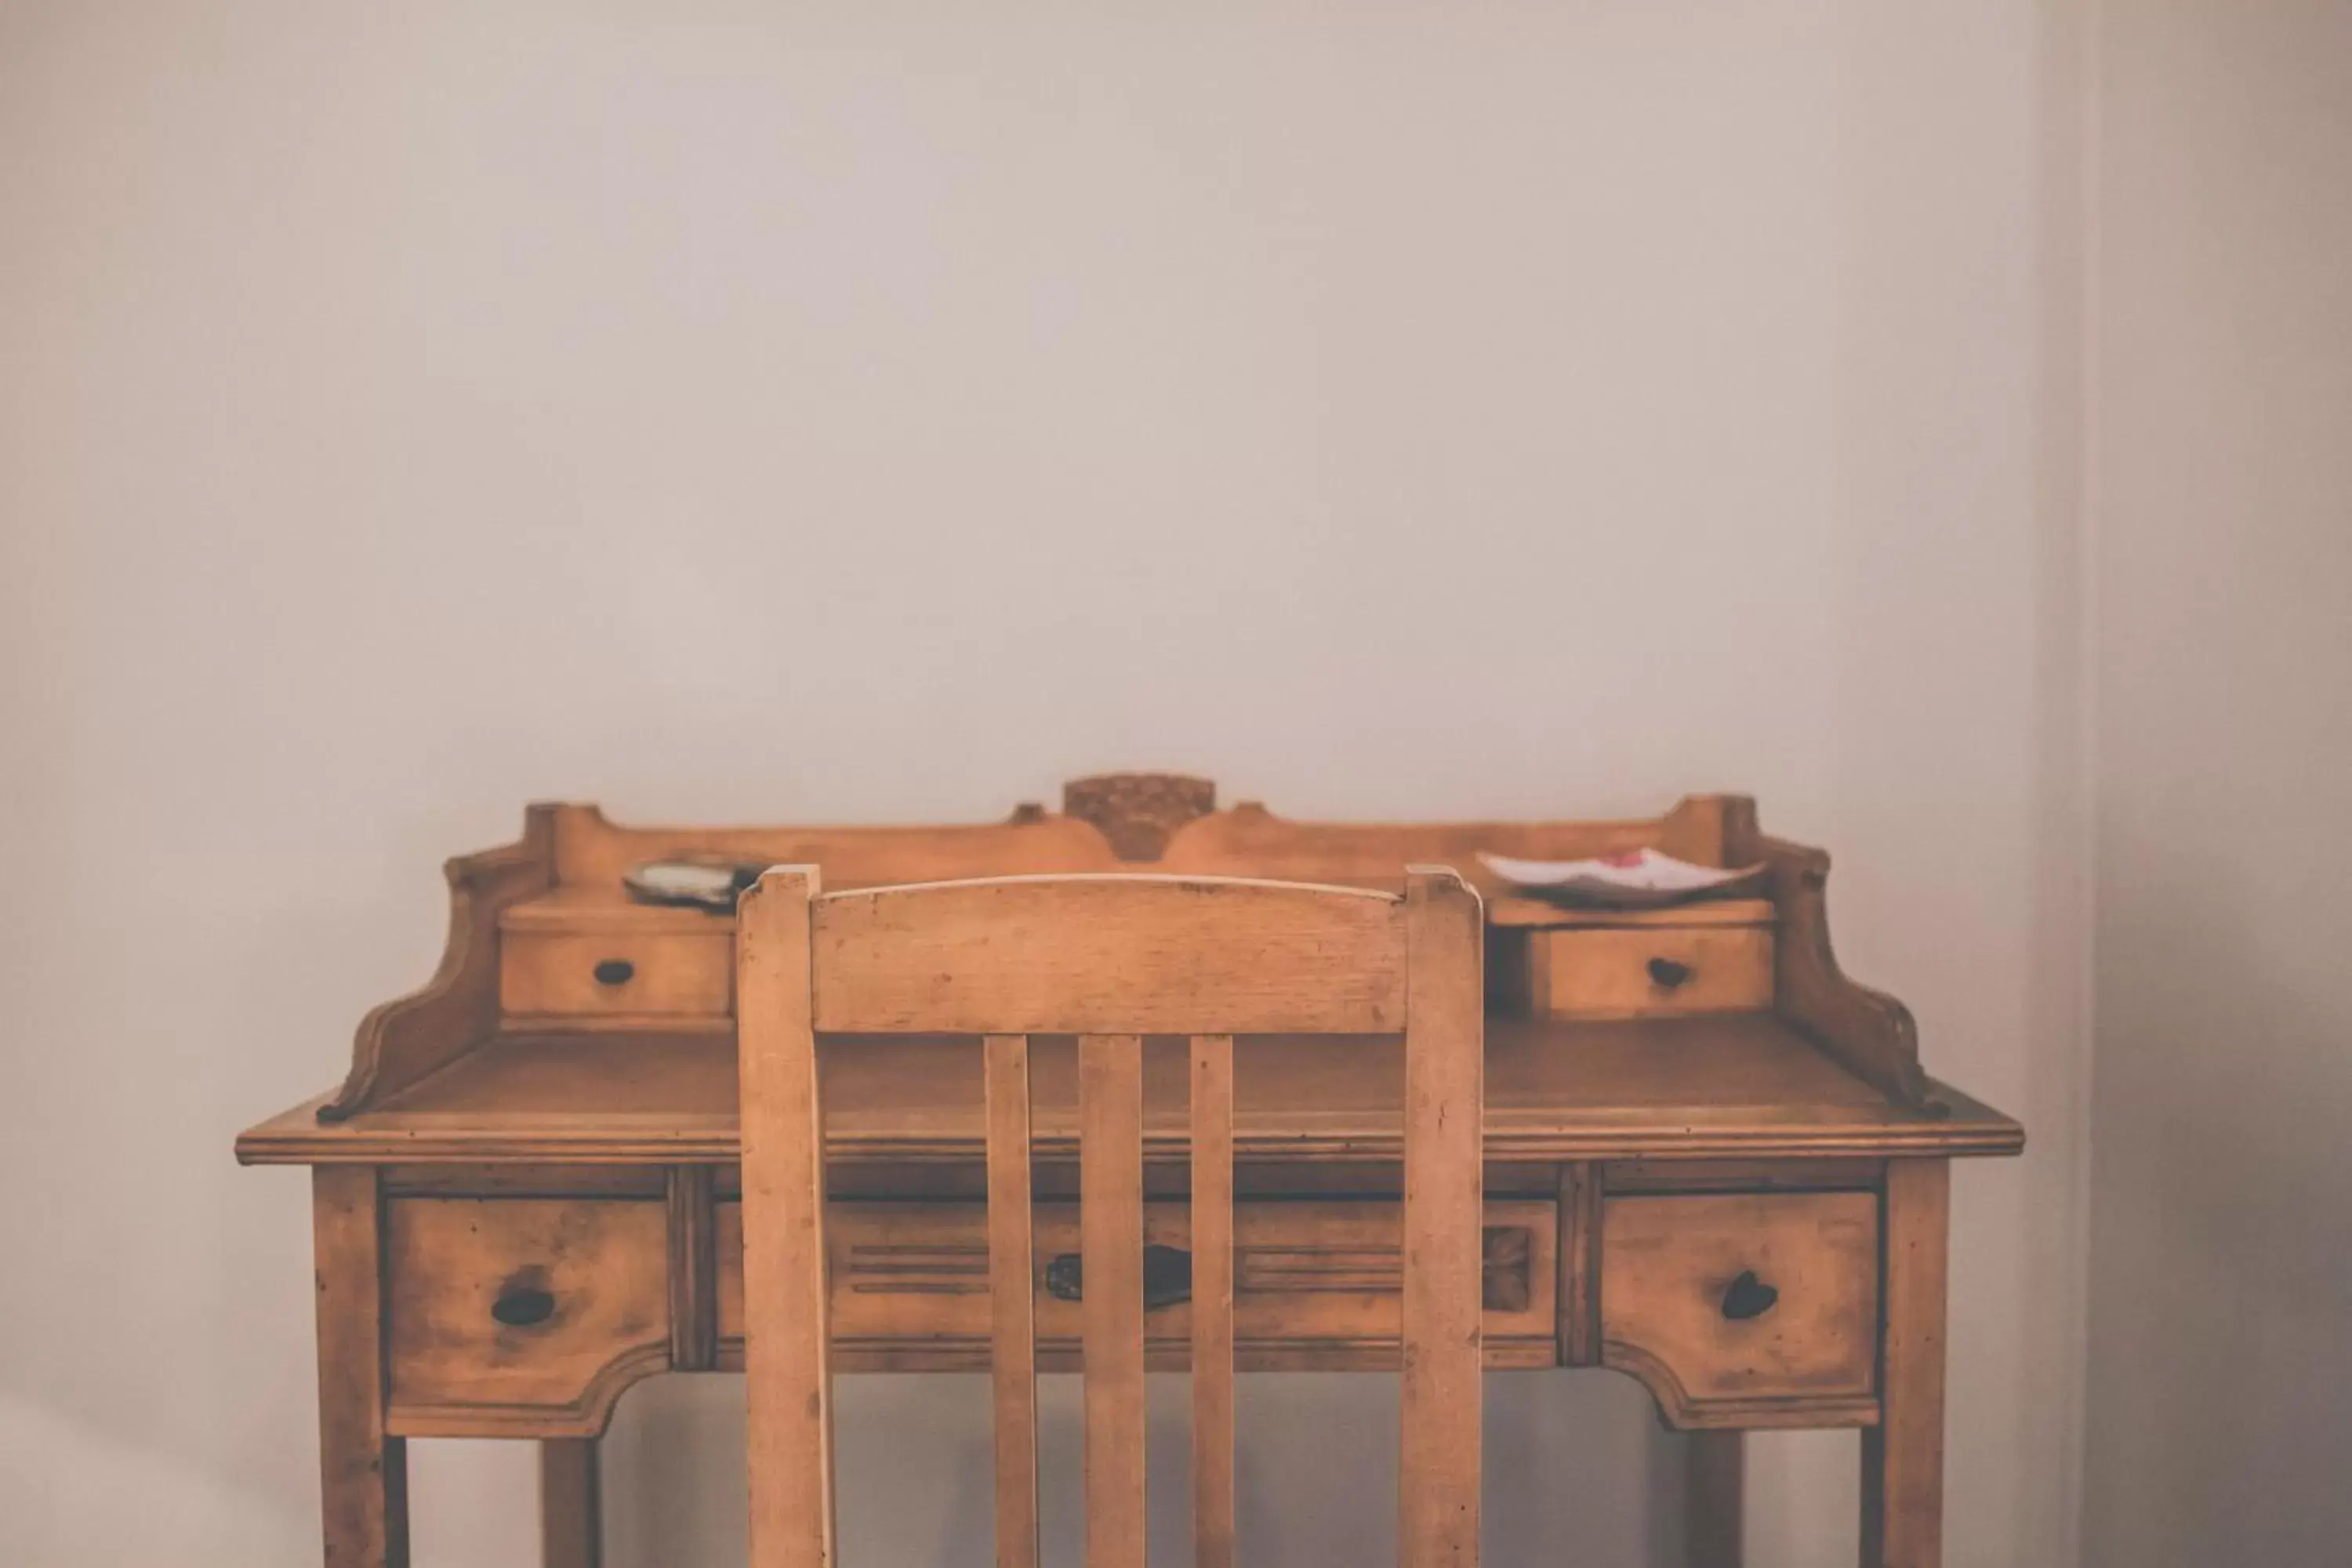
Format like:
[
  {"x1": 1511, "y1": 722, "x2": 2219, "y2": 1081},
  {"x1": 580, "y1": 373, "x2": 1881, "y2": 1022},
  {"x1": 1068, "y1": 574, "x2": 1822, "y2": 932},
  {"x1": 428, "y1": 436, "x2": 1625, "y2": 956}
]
[{"x1": 237, "y1": 776, "x2": 2023, "y2": 1568}]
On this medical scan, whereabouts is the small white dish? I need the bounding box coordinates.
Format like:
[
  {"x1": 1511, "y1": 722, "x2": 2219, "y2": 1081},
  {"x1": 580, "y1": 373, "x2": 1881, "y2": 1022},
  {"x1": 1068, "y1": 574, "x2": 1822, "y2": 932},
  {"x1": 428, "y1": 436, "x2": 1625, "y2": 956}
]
[
  {"x1": 624, "y1": 858, "x2": 765, "y2": 912},
  {"x1": 1477, "y1": 848, "x2": 1767, "y2": 909}
]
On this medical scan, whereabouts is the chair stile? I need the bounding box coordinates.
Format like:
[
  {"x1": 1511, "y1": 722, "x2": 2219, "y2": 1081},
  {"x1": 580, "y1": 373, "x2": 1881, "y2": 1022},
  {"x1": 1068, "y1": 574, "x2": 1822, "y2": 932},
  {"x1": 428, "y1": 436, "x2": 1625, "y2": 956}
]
[{"x1": 739, "y1": 869, "x2": 1483, "y2": 1568}]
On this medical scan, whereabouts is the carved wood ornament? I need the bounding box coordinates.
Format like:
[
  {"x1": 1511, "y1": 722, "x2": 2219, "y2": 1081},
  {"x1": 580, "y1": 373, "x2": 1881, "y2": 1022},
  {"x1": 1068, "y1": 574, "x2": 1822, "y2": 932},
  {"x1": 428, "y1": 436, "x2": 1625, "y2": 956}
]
[{"x1": 1062, "y1": 771, "x2": 1217, "y2": 861}]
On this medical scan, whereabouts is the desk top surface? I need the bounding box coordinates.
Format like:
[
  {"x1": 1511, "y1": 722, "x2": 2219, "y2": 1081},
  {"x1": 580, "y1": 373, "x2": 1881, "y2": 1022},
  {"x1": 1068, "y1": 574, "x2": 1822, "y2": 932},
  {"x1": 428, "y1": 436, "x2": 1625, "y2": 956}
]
[
  {"x1": 237, "y1": 783, "x2": 2024, "y2": 1169},
  {"x1": 238, "y1": 1011, "x2": 2020, "y2": 1167}
]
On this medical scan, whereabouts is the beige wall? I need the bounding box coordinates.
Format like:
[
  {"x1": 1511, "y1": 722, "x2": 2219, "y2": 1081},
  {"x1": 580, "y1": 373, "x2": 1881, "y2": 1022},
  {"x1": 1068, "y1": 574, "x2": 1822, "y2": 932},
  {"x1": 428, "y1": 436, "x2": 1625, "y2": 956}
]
[
  {"x1": 2081, "y1": 1, "x2": 2352, "y2": 1563},
  {"x1": 1, "y1": 3, "x2": 2087, "y2": 1565}
]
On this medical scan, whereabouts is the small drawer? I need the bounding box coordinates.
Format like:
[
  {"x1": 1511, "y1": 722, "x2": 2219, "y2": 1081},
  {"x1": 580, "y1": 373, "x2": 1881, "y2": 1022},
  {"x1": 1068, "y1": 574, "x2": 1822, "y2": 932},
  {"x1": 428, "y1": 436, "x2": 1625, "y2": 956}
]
[
  {"x1": 1526, "y1": 924, "x2": 1773, "y2": 1019},
  {"x1": 1599, "y1": 1191, "x2": 1878, "y2": 1428},
  {"x1": 499, "y1": 931, "x2": 733, "y2": 1018},
  {"x1": 716, "y1": 1197, "x2": 1559, "y2": 1371},
  {"x1": 384, "y1": 1199, "x2": 670, "y2": 1435}
]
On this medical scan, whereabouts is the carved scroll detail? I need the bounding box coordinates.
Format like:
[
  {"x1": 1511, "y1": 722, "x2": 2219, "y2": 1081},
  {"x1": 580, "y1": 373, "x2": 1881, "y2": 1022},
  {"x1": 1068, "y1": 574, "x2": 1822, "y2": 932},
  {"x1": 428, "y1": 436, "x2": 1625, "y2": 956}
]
[
  {"x1": 1720, "y1": 798, "x2": 1935, "y2": 1112},
  {"x1": 1599, "y1": 1339, "x2": 1879, "y2": 1432},
  {"x1": 1062, "y1": 773, "x2": 1217, "y2": 861},
  {"x1": 321, "y1": 807, "x2": 557, "y2": 1120}
]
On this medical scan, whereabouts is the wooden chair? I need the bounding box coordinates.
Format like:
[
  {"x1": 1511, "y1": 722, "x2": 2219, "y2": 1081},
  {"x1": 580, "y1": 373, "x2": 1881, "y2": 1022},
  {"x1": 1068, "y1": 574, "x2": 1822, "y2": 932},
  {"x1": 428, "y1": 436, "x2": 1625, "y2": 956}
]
[{"x1": 736, "y1": 868, "x2": 1486, "y2": 1568}]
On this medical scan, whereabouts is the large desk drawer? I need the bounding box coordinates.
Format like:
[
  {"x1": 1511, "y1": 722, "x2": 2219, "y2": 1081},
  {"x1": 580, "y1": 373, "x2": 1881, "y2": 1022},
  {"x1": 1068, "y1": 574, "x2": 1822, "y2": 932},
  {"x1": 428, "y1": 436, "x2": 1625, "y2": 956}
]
[
  {"x1": 717, "y1": 1197, "x2": 1559, "y2": 1371},
  {"x1": 384, "y1": 1197, "x2": 671, "y2": 1436},
  {"x1": 381, "y1": 1193, "x2": 1558, "y2": 1436},
  {"x1": 1599, "y1": 1190, "x2": 1878, "y2": 1428}
]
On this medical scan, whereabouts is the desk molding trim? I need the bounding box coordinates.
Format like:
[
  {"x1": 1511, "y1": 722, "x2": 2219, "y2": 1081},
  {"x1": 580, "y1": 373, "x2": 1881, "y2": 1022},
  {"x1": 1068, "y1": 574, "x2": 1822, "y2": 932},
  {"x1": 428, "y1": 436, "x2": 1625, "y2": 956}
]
[
  {"x1": 241, "y1": 1111, "x2": 2023, "y2": 1167},
  {"x1": 385, "y1": 1342, "x2": 670, "y2": 1439}
]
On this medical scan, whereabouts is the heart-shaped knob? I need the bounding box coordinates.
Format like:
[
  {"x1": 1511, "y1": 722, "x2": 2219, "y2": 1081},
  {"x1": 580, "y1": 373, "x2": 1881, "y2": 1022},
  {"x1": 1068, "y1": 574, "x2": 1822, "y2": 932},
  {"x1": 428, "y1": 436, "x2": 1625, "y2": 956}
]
[
  {"x1": 492, "y1": 1285, "x2": 557, "y2": 1327},
  {"x1": 1720, "y1": 1270, "x2": 1778, "y2": 1321},
  {"x1": 1044, "y1": 1245, "x2": 1193, "y2": 1310}
]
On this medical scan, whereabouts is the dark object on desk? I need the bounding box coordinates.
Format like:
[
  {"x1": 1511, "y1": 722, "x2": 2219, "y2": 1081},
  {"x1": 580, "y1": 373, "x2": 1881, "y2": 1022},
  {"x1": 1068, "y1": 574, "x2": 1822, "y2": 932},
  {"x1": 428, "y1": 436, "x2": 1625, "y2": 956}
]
[
  {"x1": 1479, "y1": 848, "x2": 1769, "y2": 909},
  {"x1": 1046, "y1": 1244, "x2": 1195, "y2": 1310},
  {"x1": 622, "y1": 857, "x2": 764, "y2": 912}
]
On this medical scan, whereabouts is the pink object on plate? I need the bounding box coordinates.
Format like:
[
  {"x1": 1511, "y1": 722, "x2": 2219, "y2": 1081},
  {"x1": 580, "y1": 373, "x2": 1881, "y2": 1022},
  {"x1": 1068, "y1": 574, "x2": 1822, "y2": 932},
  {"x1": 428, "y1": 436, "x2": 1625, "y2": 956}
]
[{"x1": 1476, "y1": 848, "x2": 1768, "y2": 909}]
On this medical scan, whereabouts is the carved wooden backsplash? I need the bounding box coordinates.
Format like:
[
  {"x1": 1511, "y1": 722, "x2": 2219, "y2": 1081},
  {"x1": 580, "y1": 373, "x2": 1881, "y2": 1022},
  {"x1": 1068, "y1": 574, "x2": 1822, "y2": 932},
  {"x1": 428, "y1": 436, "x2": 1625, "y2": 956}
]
[{"x1": 1062, "y1": 772, "x2": 1217, "y2": 860}]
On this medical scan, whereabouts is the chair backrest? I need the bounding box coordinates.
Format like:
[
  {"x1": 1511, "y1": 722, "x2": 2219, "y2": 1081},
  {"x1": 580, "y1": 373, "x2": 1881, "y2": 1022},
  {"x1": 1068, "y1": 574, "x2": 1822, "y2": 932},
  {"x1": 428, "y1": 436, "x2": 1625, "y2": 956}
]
[{"x1": 737, "y1": 869, "x2": 1485, "y2": 1568}]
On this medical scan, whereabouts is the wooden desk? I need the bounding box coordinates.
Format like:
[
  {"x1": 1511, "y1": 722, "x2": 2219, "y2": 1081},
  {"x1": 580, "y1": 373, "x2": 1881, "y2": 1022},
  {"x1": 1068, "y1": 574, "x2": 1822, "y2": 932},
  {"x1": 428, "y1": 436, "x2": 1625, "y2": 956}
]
[{"x1": 238, "y1": 777, "x2": 2021, "y2": 1568}]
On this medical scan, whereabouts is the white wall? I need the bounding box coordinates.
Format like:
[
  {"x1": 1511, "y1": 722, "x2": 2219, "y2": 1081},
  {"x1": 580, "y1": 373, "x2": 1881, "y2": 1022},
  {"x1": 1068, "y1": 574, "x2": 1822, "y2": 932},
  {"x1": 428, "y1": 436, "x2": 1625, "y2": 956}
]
[
  {"x1": 2081, "y1": 2, "x2": 2352, "y2": 1563},
  {"x1": 0, "y1": 3, "x2": 2085, "y2": 1565}
]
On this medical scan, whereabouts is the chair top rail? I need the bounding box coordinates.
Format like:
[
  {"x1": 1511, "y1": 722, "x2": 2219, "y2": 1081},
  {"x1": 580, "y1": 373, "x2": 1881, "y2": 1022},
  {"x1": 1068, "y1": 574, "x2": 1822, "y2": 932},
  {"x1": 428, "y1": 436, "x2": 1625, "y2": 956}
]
[{"x1": 755, "y1": 869, "x2": 1459, "y2": 1037}]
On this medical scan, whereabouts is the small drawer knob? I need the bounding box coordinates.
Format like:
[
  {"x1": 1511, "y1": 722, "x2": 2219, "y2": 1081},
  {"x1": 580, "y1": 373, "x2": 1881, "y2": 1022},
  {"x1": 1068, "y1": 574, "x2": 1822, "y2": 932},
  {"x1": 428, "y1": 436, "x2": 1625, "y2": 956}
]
[
  {"x1": 492, "y1": 1285, "x2": 557, "y2": 1327},
  {"x1": 592, "y1": 959, "x2": 636, "y2": 987},
  {"x1": 1646, "y1": 956, "x2": 1694, "y2": 989},
  {"x1": 1045, "y1": 1245, "x2": 1193, "y2": 1310},
  {"x1": 1720, "y1": 1269, "x2": 1779, "y2": 1322}
]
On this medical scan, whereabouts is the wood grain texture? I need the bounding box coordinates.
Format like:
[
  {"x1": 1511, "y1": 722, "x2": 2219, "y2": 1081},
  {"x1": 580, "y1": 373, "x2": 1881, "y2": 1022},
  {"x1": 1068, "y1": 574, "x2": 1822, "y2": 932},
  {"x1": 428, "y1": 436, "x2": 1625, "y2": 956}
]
[
  {"x1": 1487, "y1": 898, "x2": 1774, "y2": 929},
  {"x1": 322, "y1": 808, "x2": 555, "y2": 1120},
  {"x1": 548, "y1": 800, "x2": 1120, "y2": 888},
  {"x1": 313, "y1": 1166, "x2": 409, "y2": 1568},
  {"x1": 1558, "y1": 1162, "x2": 1602, "y2": 1367},
  {"x1": 1526, "y1": 925, "x2": 1774, "y2": 1021},
  {"x1": 737, "y1": 869, "x2": 834, "y2": 1568},
  {"x1": 1653, "y1": 795, "x2": 1739, "y2": 869},
  {"x1": 1156, "y1": 800, "x2": 1679, "y2": 894},
  {"x1": 501, "y1": 931, "x2": 733, "y2": 1019},
  {"x1": 241, "y1": 1018, "x2": 2023, "y2": 1170},
  {"x1": 382, "y1": 1166, "x2": 670, "y2": 1200},
  {"x1": 539, "y1": 1440, "x2": 602, "y2": 1568},
  {"x1": 1600, "y1": 1192, "x2": 1880, "y2": 1429},
  {"x1": 383, "y1": 1198, "x2": 669, "y2": 1437},
  {"x1": 1399, "y1": 867, "x2": 1484, "y2": 1568},
  {"x1": 503, "y1": 887, "x2": 728, "y2": 934},
  {"x1": 545, "y1": 791, "x2": 1713, "y2": 896},
  {"x1": 1685, "y1": 1431, "x2": 1744, "y2": 1568},
  {"x1": 984, "y1": 1035, "x2": 1039, "y2": 1568},
  {"x1": 810, "y1": 875, "x2": 1406, "y2": 1034},
  {"x1": 666, "y1": 1167, "x2": 717, "y2": 1372},
  {"x1": 1603, "y1": 1160, "x2": 1884, "y2": 1195},
  {"x1": 1863, "y1": 1160, "x2": 1950, "y2": 1568},
  {"x1": 1191, "y1": 1034, "x2": 1237, "y2": 1568},
  {"x1": 1080, "y1": 1034, "x2": 1148, "y2": 1568},
  {"x1": 712, "y1": 1196, "x2": 1555, "y2": 1372}
]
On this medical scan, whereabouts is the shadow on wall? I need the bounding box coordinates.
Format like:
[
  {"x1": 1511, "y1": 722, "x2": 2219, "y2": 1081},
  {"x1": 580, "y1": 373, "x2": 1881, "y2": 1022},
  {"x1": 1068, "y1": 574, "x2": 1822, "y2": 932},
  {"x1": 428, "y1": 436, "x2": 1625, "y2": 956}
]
[
  {"x1": 593, "y1": 1368, "x2": 1686, "y2": 1566},
  {"x1": 2086, "y1": 836, "x2": 2352, "y2": 1565}
]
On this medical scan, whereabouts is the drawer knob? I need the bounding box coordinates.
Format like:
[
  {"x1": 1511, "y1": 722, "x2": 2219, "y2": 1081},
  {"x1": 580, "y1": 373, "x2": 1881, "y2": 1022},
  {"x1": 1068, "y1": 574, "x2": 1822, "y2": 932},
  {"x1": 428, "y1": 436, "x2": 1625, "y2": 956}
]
[
  {"x1": 492, "y1": 1285, "x2": 557, "y2": 1327},
  {"x1": 1044, "y1": 1244, "x2": 1192, "y2": 1310},
  {"x1": 1646, "y1": 956, "x2": 1693, "y2": 989},
  {"x1": 592, "y1": 959, "x2": 636, "y2": 987},
  {"x1": 1720, "y1": 1270, "x2": 1779, "y2": 1322}
]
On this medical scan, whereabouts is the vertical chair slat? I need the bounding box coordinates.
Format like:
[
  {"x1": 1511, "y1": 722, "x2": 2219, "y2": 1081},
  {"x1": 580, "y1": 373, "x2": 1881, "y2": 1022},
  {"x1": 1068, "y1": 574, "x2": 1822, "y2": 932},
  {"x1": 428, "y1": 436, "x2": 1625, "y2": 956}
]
[
  {"x1": 985, "y1": 1034, "x2": 1041, "y2": 1568},
  {"x1": 1080, "y1": 1033, "x2": 1148, "y2": 1568},
  {"x1": 1191, "y1": 1034, "x2": 1237, "y2": 1568},
  {"x1": 742, "y1": 871, "x2": 1481, "y2": 1568},
  {"x1": 739, "y1": 869, "x2": 835, "y2": 1568},
  {"x1": 1399, "y1": 869, "x2": 1484, "y2": 1568}
]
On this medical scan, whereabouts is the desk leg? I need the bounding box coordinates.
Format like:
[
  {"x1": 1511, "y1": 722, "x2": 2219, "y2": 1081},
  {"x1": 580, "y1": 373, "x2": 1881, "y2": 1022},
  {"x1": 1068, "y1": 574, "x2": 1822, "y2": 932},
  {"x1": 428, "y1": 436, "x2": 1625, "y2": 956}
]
[
  {"x1": 1861, "y1": 1160, "x2": 1949, "y2": 1568},
  {"x1": 541, "y1": 1439, "x2": 603, "y2": 1568},
  {"x1": 313, "y1": 1167, "x2": 409, "y2": 1568},
  {"x1": 1686, "y1": 1431, "x2": 1743, "y2": 1567}
]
